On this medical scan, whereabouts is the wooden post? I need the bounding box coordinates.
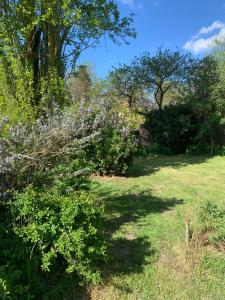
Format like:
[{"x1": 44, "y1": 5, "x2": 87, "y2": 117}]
[{"x1": 185, "y1": 219, "x2": 190, "y2": 246}]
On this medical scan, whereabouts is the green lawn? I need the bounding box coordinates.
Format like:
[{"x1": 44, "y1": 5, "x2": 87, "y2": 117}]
[{"x1": 91, "y1": 155, "x2": 225, "y2": 300}]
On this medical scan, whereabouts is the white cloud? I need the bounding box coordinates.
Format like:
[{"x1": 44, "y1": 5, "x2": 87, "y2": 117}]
[
  {"x1": 184, "y1": 20, "x2": 225, "y2": 54},
  {"x1": 120, "y1": 0, "x2": 143, "y2": 9},
  {"x1": 197, "y1": 20, "x2": 225, "y2": 36},
  {"x1": 120, "y1": 0, "x2": 157, "y2": 9},
  {"x1": 120, "y1": 0, "x2": 135, "y2": 7}
]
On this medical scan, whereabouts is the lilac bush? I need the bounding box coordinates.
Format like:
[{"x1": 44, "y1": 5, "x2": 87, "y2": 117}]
[{"x1": 0, "y1": 97, "x2": 137, "y2": 197}]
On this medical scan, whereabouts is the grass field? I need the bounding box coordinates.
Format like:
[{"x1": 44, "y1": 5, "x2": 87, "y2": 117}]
[{"x1": 91, "y1": 155, "x2": 225, "y2": 300}]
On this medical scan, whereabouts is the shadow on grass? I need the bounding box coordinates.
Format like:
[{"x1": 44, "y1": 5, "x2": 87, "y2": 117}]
[
  {"x1": 102, "y1": 192, "x2": 184, "y2": 235},
  {"x1": 99, "y1": 190, "x2": 184, "y2": 280},
  {"x1": 127, "y1": 154, "x2": 210, "y2": 177}
]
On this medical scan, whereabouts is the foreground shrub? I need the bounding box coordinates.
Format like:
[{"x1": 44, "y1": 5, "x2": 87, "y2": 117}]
[
  {"x1": 0, "y1": 98, "x2": 138, "y2": 297},
  {"x1": 0, "y1": 162, "x2": 106, "y2": 298},
  {"x1": 12, "y1": 187, "x2": 106, "y2": 284},
  {"x1": 0, "y1": 103, "x2": 110, "y2": 297},
  {"x1": 198, "y1": 201, "x2": 225, "y2": 247}
]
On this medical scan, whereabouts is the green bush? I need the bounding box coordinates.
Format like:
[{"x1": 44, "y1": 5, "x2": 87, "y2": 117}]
[
  {"x1": 87, "y1": 127, "x2": 137, "y2": 175},
  {"x1": 147, "y1": 104, "x2": 199, "y2": 154},
  {"x1": 215, "y1": 145, "x2": 225, "y2": 156},
  {"x1": 0, "y1": 188, "x2": 106, "y2": 298},
  {"x1": 34, "y1": 158, "x2": 92, "y2": 193},
  {"x1": 12, "y1": 187, "x2": 106, "y2": 284},
  {"x1": 187, "y1": 144, "x2": 225, "y2": 155},
  {"x1": 146, "y1": 103, "x2": 225, "y2": 155},
  {"x1": 198, "y1": 201, "x2": 225, "y2": 246},
  {"x1": 0, "y1": 157, "x2": 106, "y2": 298}
]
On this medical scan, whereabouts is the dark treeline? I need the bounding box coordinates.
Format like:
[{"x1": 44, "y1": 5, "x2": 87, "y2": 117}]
[{"x1": 109, "y1": 48, "x2": 225, "y2": 154}]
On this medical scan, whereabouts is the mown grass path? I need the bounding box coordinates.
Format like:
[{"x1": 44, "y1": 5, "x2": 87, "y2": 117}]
[{"x1": 91, "y1": 155, "x2": 225, "y2": 300}]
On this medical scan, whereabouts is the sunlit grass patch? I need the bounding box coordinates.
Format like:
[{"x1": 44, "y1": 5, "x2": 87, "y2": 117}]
[{"x1": 92, "y1": 155, "x2": 225, "y2": 299}]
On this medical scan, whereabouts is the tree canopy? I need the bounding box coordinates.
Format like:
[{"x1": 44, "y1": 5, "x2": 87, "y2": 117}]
[{"x1": 0, "y1": 0, "x2": 136, "y2": 106}]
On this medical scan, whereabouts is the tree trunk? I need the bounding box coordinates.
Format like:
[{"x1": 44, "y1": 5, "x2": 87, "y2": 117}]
[{"x1": 26, "y1": 29, "x2": 41, "y2": 106}]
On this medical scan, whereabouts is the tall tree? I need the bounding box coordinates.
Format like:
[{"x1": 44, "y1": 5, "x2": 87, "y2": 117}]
[
  {"x1": 186, "y1": 56, "x2": 222, "y2": 153},
  {"x1": 0, "y1": 0, "x2": 135, "y2": 107}
]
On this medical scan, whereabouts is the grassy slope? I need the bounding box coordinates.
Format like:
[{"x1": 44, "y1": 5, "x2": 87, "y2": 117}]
[{"x1": 91, "y1": 155, "x2": 225, "y2": 300}]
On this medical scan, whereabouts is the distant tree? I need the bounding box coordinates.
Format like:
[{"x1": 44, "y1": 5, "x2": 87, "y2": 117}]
[
  {"x1": 213, "y1": 44, "x2": 225, "y2": 129},
  {"x1": 185, "y1": 56, "x2": 224, "y2": 153},
  {"x1": 109, "y1": 63, "x2": 154, "y2": 115},
  {"x1": 138, "y1": 48, "x2": 190, "y2": 111},
  {"x1": 109, "y1": 64, "x2": 141, "y2": 108},
  {"x1": 187, "y1": 56, "x2": 218, "y2": 100},
  {"x1": 68, "y1": 65, "x2": 92, "y2": 104}
]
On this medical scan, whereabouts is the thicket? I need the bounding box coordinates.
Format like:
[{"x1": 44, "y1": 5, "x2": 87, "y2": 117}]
[
  {"x1": 0, "y1": 1, "x2": 138, "y2": 298},
  {"x1": 146, "y1": 104, "x2": 198, "y2": 154},
  {"x1": 0, "y1": 94, "x2": 138, "y2": 297}
]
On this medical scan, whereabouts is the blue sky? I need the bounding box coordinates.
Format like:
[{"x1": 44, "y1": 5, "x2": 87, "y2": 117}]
[{"x1": 78, "y1": 0, "x2": 225, "y2": 78}]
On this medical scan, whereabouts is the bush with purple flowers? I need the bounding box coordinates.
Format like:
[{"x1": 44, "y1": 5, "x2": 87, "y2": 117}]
[{"x1": 0, "y1": 95, "x2": 137, "y2": 298}]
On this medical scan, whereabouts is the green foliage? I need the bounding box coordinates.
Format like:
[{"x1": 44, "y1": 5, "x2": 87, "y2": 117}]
[
  {"x1": 0, "y1": 278, "x2": 10, "y2": 300},
  {"x1": 87, "y1": 127, "x2": 137, "y2": 175},
  {"x1": 0, "y1": 53, "x2": 35, "y2": 127},
  {"x1": 138, "y1": 48, "x2": 190, "y2": 111},
  {"x1": 146, "y1": 57, "x2": 225, "y2": 155},
  {"x1": 147, "y1": 100, "x2": 225, "y2": 154},
  {"x1": 67, "y1": 65, "x2": 93, "y2": 105},
  {"x1": 0, "y1": 229, "x2": 38, "y2": 299},
  {"x1": 198, "y1": 201, "x2": 225, "y2": 246},
  {"x1": 109, "y1": 48, "x2": 190, "y2": 113},
  {"x1": 109, "y1": 64, "x2": 144, "y2": 110},
  {"x1": 147, "y1": 104, "x2": 198, "y2": 154},
  {"x1": 0, "y1": 157, "x2": 106, "y2": 298},
  {"x1": 12, "y1": 187, "x2": 106, "y2": 284},
  {"x1": 48, "y1": 159, "x2": 91, "y2": 194},
  {"x1": 0, "y1": 0, "x2": 135, "y2": 108}
]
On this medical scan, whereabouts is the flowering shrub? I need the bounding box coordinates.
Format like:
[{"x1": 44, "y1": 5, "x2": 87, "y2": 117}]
[
  {"x1": 0, "y1": 97, "x2": 137, "y2": 200},
  {"x1": 0, "y1": 100, "x2": 109, "y2": 198},
  {"x1": 0, "y1": 96, "x2": 138, "y2": 298},
  {"x1": 0, "y1": 101, "x2": 109, "y2": 297}
]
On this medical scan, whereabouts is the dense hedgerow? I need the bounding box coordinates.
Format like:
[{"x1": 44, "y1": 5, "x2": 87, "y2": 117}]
[
  {"x1": 0, "y1": 98, "x2": 138, "y2": 298},
  {"x1": 146, "y1": 102, "x2": 225, "y2": 155},
  {"x1": 146, "y1": 104, "x2": 199, "y2": 154}
]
